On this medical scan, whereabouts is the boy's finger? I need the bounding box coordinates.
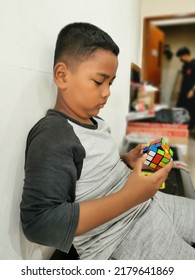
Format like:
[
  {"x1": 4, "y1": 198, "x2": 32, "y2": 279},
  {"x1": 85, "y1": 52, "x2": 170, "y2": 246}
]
[
  {"x1": 159, "y1": 159, "x2": 173, "y2": 174},
  {"x1": 152, "y1": 159, "x2": 173, "y2": 181},
  {"x1": 134, "y1": 144, "x2": 145, "y2": 155},
  {"x1": 135, "y1": 143, "x2": 144, "y2": 150},
  {"x1": 134, "y1": 154, "x2": 147, "y2": 173}
]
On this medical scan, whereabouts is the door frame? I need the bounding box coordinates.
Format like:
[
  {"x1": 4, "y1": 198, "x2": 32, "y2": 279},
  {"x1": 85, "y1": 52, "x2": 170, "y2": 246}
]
[{"x1": 142, "y1": 13, "x2": 195, "y2": 82}]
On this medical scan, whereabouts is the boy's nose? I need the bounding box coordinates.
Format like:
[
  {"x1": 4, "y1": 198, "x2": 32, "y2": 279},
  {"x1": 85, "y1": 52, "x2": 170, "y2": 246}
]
[{"x1": 101, "y1": 87, "x2": 110, "y2": 98}]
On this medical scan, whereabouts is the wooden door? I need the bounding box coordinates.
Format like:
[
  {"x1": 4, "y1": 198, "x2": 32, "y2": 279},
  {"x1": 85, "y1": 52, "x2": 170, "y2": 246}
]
[{"x1": 142, "y1": 23, "x2": 165, "y2": 102}]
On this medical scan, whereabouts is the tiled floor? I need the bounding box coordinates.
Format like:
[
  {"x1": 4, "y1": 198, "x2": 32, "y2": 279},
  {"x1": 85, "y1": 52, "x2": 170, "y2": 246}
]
[{"x1": 185, "y1": 137, "x2": 195, "y2": 189}]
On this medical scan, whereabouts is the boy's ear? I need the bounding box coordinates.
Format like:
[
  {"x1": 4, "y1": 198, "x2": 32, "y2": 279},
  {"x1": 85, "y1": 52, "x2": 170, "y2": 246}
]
[{"x1": 53, "y1": 62, "x2": 68, "y2": 90}]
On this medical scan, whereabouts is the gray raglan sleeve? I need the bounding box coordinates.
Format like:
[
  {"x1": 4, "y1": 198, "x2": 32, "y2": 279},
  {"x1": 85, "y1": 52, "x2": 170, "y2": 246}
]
[{"x1": 20, "y1": 119, "x2": 85, "y2": 253}]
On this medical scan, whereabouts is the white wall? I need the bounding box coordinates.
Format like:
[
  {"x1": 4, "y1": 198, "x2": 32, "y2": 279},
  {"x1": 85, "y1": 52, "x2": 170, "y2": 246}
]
[
  {"x1": 141, "y1": 0, "x2": 195, "y2": 17},
  {"x1": 0, "y1": 0, "x2": 141, "y2": 259}
]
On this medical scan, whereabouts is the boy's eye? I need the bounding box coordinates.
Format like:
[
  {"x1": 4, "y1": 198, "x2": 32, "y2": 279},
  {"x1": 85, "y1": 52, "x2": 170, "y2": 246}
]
[
  {"x1": 93, "y1": 79, "x2": 114, "y2": 86},
  {"x1": 94, "y1": 80, "x2": 102, "y2": 86}
]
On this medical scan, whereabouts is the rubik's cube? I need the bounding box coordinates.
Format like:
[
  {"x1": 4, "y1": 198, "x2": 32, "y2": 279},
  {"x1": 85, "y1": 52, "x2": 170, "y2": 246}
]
[{"x1": 143, "y1": 138, "x2": 173, "y2": 171}]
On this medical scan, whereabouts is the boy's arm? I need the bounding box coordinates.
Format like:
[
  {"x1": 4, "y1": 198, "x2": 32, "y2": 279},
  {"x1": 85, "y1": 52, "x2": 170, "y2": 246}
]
[
  {"x1": 20, "y1": 119, "x2": 82, "y2": 253},
  {"x1": 76, "y1": 155, "x2": 173, "y2": 236}
]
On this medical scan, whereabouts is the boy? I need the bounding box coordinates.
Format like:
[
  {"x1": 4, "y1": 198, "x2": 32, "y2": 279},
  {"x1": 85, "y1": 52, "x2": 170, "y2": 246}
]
[{"x1": 20, "y1": 23, "x2": 195, "y2": 260}]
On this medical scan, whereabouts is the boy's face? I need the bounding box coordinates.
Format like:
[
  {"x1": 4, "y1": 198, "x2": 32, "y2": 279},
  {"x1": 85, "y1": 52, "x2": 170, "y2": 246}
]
[{"x1": 56, "y1": 49, "x2": 118, "y2": 123}]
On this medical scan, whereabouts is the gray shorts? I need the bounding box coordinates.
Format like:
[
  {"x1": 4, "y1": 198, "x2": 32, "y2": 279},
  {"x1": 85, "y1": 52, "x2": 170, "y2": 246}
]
[{"x1": 110, "y1": 191, "x2": 195, "y2": 260}]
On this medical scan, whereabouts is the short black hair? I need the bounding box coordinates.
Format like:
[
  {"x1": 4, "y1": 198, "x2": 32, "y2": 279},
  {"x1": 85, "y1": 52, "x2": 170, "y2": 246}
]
[
  {"x1": 176, "y1": 47, "x2": 191, "y2": 57},
  {"x1": 53, "y1": 22, "x2": 119, "y2": 67}
]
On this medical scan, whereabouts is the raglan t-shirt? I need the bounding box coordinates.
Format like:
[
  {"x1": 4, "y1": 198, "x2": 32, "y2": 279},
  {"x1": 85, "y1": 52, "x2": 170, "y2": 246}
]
[{"x1": 20, "y1": 109, "x2": 151, "y2": 259}]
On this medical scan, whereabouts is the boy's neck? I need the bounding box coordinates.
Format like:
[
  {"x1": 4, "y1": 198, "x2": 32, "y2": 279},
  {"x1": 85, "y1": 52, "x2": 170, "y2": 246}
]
[{"x1": 54, "y1": 99, "x2": 93, "y2": 125}]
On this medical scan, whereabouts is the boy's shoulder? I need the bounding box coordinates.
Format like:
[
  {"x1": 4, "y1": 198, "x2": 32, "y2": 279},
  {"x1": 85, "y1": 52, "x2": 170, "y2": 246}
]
[
  {"x1": 29, "y1": 109, "x2": 69, "y2": 135},
  {"x1": 26, "y1": 110, "x2": 75, "y2": 150},
  {"x1": 25, "y1": 110, "x2": 87, "y2": 161}
]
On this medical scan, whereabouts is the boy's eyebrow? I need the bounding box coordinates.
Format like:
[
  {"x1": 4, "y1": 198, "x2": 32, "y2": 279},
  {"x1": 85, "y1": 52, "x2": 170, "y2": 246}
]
[{"x1": 96, "y1": 73, "x2": 116, "y2": 80}]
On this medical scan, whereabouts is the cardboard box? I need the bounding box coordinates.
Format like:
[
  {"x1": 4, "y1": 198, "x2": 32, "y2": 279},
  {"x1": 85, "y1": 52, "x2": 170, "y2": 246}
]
[
  {"x1": 131, "y1": 84, "x2": 158, "y2": 112},
  {"x1": 137, "y1": 88, "x2": 155, "y2": 110}
]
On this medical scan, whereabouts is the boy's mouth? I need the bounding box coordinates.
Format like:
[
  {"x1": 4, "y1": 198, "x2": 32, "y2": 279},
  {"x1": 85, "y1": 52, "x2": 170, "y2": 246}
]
[{"x1": 98, "y1": 102, "x2": 106, "y2": 108}]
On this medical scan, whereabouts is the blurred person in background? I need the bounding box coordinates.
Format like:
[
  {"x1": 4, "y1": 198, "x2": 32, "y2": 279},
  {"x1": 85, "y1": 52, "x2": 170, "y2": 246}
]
[{"x1": 176, "y1": 47, "x2": 195, "y2": 137}]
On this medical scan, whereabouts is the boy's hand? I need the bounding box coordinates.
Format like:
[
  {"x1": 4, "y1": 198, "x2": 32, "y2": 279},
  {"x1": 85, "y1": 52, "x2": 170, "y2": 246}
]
[
  {"x1": 121, "y1": 144, "x2": 145, "y2": 169},
  {"x1": 120, "y1": 154, "x2": 173, "y2": 206}
]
